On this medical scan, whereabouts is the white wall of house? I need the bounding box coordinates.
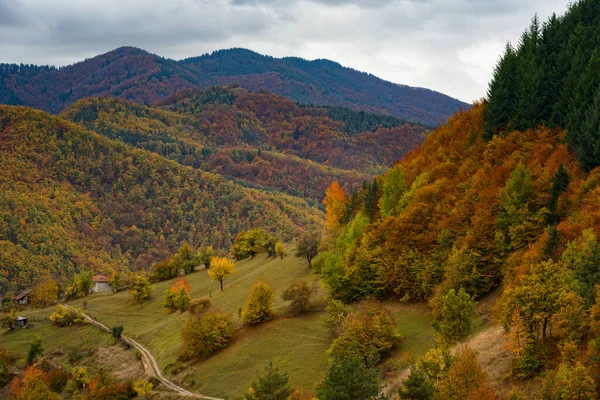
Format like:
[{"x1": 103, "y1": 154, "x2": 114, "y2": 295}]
[{"x1": 93, "y1": 282, "x2": 111, "y2": 293}]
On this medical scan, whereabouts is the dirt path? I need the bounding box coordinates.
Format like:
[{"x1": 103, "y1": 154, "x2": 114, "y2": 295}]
[{"x1": 63, "y1": 304, "x2": 222, "y2": 400}]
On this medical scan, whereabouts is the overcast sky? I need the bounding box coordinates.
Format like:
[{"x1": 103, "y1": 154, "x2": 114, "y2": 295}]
[{"x1": 0, "y1": 0, "x2": 570, "y2": 103}]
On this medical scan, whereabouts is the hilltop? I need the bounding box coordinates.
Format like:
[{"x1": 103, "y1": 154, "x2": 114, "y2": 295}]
[{"x1": 0, "y1": 46, "x2": 468, "y2": 125}]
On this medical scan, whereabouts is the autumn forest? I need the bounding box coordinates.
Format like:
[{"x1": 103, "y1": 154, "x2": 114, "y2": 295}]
[{"x1": 3, "y1": 0, "x2": 600, "y2": 399}]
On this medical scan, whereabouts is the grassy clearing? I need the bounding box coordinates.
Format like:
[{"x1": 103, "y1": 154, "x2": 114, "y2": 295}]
[
  {"x1": 1, "y1": 308, "x2": 115, "y2": 368},
  {"x1": 3, "y1": 248, "x2": 435, "y2": 399}
]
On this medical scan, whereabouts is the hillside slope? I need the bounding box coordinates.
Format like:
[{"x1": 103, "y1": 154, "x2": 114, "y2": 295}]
[
  {"x1": 0, "y1": 46, "x2": 468, "y2": 125},
  {"x1": 0, "y1": 105, "x2": 322, "y2": 293},
  {"x1": 60, "y1": 87, "x2": 427, "y2": 202}
]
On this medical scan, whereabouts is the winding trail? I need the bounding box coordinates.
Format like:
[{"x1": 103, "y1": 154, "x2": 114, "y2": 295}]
[{"x1": 63, "y1": 304, "x2": 223, "y2": 400}]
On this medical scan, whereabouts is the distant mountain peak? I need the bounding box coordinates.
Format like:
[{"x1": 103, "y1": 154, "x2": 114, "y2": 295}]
[{"x1": 0, "y1": 47, "x2": 467, "y2": 125}]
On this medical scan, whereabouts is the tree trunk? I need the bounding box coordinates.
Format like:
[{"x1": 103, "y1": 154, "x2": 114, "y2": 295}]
[
  {"x1": 220, "y1": 280, "x2": 224, "y2": 292},
  {"x1": 307, "y1": 257, "x2": 312, "y2": 268}
]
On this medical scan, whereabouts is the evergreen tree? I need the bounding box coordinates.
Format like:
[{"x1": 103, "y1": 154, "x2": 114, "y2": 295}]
[
  {"x1": 483, "y1": 43, "x2": 518, "y2": 139},
  {"x1": 317, "y1": 356, "x2": 384, "y2": 400},
  {"x1": 244, "y1": 362, "x2": 293, "y2": 400},
  {"x1": 513, "y1": 16, "x2": 544, "y2": 132},
  {"x1": 548, "y1": 164, "x2": 570, "y2": 224},
  {"x1": 398, "y1": 367, "x2": 434, "y2": 400}
]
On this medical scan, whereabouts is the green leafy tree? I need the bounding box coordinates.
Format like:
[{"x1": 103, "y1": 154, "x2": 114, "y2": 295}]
[
  {"x1": 26, "y1": 335, "x2": 43, "y2": 365},
  {"x1": 109, "y1": 271, "x2": 123, "y2": 294},
  {"x1": 198, "y1": 246, "x2": 214, "y2": 268},
  {"x1": 296, "y1": 231, "x2": 320, "y2": 268},
  {"x1": 242, "y1": 280, "x2": 274, "y2": 325},
  {"x1": 244, "y1": 362, "x2": 293, "y2": 400},
  {"x1": 129, "y1": 273, "x2": 153, "y2": 308},
  {"x1": 433, "y1": 288, "x2": 477, "y2": 345},
  {"x1": 380, "y1": 166, "x2": 405, "y2": 217},
  {"x1": 1, "y1": 308, "x2": 18, "y2": 330}
]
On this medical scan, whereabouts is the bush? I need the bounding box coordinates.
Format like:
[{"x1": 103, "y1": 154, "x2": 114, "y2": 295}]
[
  {"x1": 281, "y1": 281, "x2": 315, "y2": 313},
  {"x1": 182, "y1": 311, "x2": 236, "y2": 360},
  {"x1": 47, "y1": 368, "x2": 70, "y2": 393},
  {"x1": 112, "y1": 326, "x2": 124, "y2": 339},
  {"x1": 27, "y1": 336, "x2": 44, "y2": 365},
  {"x1": 189, "y1": 298, "x2": 212, "y2": 314},
  {"x1": 242, "y1": 280, "x2": 274, "y2": 325},
  {"x1": 49, "y1": 305, "x2": 86, "y2": 327},
  {"x1": 164, "y1": 278, "x2": 191, "y2": 312}
]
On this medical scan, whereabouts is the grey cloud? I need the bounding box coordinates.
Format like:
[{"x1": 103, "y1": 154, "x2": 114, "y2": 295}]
[
  {"x1": 0, "y1": 0, "x2": 27, "y2": 26},
  {"x1": 0, "y1": 0, "x2": 572, "y2": 102}
]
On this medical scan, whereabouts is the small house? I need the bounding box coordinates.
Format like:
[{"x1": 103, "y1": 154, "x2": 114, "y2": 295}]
[
  {"x1": 92, "y1": 274, "x2": 111, "y2": 293},
  {"x1": 15, "y1": 289, "x2": 31, "y2": 305},
  {"x1": 16, "y1": 316, "x2": 28, "y2": 328}
]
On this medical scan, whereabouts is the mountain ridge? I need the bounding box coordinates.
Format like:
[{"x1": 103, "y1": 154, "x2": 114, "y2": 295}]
[{"x1": 0, "y1": 46, "x2": 468, "y2": 125}]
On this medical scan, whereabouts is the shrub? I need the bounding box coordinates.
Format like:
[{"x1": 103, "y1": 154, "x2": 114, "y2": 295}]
[
  {"x1": 164, "y1": 278, "x2": 191, "y2": 312},
  {"x1": 26, "y1": 336, "x2": 44, "y2": 365},
  {"x1": 242, "y1": 280, "x2": 274, "y2": 325},
  {"x1": 189, "y1": 298, "x2": 212, "y2": 314},
  {"x1": 182, "y1": 311, "x2": 235, "y2": 360},
  {"x1": 49, "y1": 305, "x2": 86, "y2": 327},
  {"x1": 281, "y1": 281, "x2": 315, "y2": 313},
  {"x1": 112, "y1": 326, "x2": 124, "y2": 339},
  {"x1": 47, "y1": 368, "x2": 70, "y2": 393}
]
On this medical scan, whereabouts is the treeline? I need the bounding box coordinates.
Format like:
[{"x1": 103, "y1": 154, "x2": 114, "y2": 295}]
[
  {"x1": 324, "y1": 105, "x2": 428, "y2": 135},
  {"x1": 484, "y1": 0, "x2": 600, "y2": 171},
  {"x1": 0, "y1": 105, "x2": 322, "y2": 293}
]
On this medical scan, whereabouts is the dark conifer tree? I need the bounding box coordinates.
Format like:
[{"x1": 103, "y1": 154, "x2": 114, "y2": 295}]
[{"x1": 483, "y1": 43, "x2": 518, "y2": 140}]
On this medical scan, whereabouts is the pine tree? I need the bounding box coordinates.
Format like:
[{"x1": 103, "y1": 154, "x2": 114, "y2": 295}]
[
  {"x1": 483, "y1": 43, "x2": 518, "y2": 139},
  {"x1": 513, "y1": 16, "x2": 544, "y2": 131}
]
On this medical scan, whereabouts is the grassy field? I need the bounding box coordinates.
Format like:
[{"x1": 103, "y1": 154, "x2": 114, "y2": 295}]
[
  {"x1": 4, "y1": 249, "x2": 435, "y2": 399},
  {"x1": 0, "y1": 307, "x2": 145, "y2": 384}
]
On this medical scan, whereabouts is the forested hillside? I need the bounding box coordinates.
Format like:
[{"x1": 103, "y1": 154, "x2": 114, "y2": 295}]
[
  {"x1": 0, "y1": 105, "x2": 322, "y2": 294},
  {"x1": 0, "y1": 47, "x2": 467, "y2": 125},
  {"x1": 319, "y1": 3, "x2": 600, "y2": 393},
  {"x1": 484, "y1": 0, "x2": 600, "y2": 171},
  {"x1": 60, "y1": 86, "x2": 426, "y2": 202}
]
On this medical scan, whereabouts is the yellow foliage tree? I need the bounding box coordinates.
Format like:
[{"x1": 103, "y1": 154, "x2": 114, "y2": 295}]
[
  {"x1": 30, "y1": 280, "x2": 59, "y2": 307},
  {"x1": 242, "y1": 280, "x2": 274, "y2": 325},
  {"x1": 207, "y1": 257, "x2": 235, "y2": 291}
]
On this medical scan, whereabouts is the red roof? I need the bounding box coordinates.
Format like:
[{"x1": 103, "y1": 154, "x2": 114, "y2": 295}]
[
  {"x1": 15, "y1": 289, "x2": 31, "y2": 300},
  {"x1": 92, "y1": 274, "x2": 110, "y2": 283}
]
